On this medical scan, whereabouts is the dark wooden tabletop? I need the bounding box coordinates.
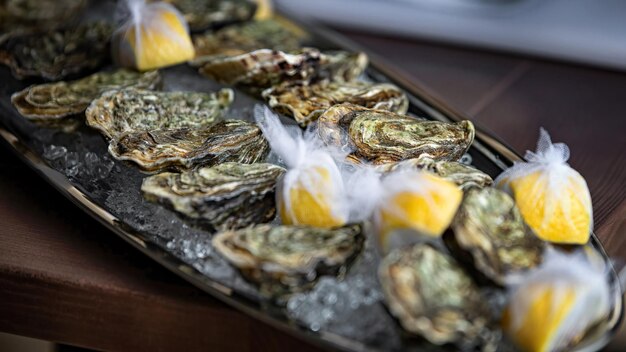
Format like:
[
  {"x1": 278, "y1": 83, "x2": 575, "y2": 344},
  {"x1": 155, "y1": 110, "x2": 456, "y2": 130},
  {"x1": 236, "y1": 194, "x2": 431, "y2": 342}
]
[{"x1": 1, "y1": 28, "x2": 625, "y2": 352}]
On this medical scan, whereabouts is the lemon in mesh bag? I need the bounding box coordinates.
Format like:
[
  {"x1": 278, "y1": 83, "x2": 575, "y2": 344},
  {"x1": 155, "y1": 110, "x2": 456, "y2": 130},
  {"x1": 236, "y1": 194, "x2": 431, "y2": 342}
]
[
  {"x1": 113, "y1": 0, "x2": 195, "y2": 71},
  {"x1": 255, "y1": 105, "x2": 348, "y2": 228},
  {"x1": 502, "y1": 249, "x2": 611, "y2": 352},
  {"x1": 495, "y1": 128, "x2": 592, "y2": 244}
]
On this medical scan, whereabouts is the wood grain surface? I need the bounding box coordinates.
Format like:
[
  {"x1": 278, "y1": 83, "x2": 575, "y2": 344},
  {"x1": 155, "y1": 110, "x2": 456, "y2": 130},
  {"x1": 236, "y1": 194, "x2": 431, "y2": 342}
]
[{"x1": 1, "y1": 30, "x2": 625, "y2": 351}]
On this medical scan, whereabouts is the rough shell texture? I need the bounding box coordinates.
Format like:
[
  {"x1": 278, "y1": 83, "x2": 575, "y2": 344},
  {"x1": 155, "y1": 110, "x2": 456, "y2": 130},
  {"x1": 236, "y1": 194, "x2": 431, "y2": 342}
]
[
  {"x1": 191, "y1": 19, "x2": 304, "y2": 66},
  {"x1": 198, "y1": 48, "x2": 367, "y2": 95},
  {"x1": 0, "y1": 0, "x2": 86, "y2": 34},
  {"x1": 110, "y1": 119, "x2": 270, "y2": 173},
  {"x1": 86, "y1": 88, "x2": 233, "y2": 140},
  {"x1": 445, "y1": 187, "x2": 544, "y2": 286},
  {"x1": 379, "y1": 243, "x2": 496, "y2": 348},
  {"x1": 376, "y1": 156, "x2": 493, "y2": 190},
  {"x1": 11, "y1": 70, "x2": 161, "y2": 120},
  {"x1": 165, "y1": 0, "x2": 256, "y2": 32},
  {"x1": 317, "y1": 104, "x2": 475, "y2": 164},
  {"x1": 142, "y1": 162, "x2": 285, "y2": 230},
  {"x1": 213, "y1": 224, "x2": 364, "y2": 297},
  {"x1": 262, "y1": 80, "x2": 408, "y2": 127},
  {"x1": 0, "y1": 21, "x2": 113, "y2": 80}
]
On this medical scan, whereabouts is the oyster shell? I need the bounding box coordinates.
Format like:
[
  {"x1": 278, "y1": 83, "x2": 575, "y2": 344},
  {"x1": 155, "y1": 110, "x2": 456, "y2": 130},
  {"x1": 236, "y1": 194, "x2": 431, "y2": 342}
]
[
  {"x1": 0, "y1": 0, "x2": 86, "y2": 34},
  {"x1": 142, "y1": 162, "x2": 285, "y2": 230},
  {"x1": 0, "y1": 21, "x2": 113, "y2": 80},
  {"x1": 191, "y1": 19, "x2": 305, "y2": 67},
  {"x1": 376, "y1": 156, "x2": 493, "y2": 190},
  {"x1": 262, "y1": 80, "x2": 408, "y2": 127},
  {"x1": 198, "y1": 48, "x2": 367, "y2": 95},
  {"x1": 86, "y1": 88, "x2": 233, "y2": 140},
  {"x1": 317, "y1": 104, "x2": 475, "y2": 165},
  {"x1": 213, "y1": 224, "x2": 364, "y2": 297},
  {"x1": 110, "y1": 119, "x2": 270, "y2": 172},
  {"x1": 379, "y1": 243, "x2": 496, "y2": 348},
  {"x1": 445, "y1": 187, "x2": 544, "y2": 286},
  {"x1": 165, "y1": 0, "x2": 256, "y2": 32},
  {"x1": 11, "y1": 70, "x2": 161, "y2": 121}
]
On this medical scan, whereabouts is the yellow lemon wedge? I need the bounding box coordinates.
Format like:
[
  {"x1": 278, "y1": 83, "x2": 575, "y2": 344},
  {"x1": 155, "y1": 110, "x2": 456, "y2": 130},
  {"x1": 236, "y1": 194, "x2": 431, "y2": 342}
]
[
  {"x1": 377, "y1": 172, "x2": 462, "y2": 250},
  {"x1": 508, "y1": 171, "x2": 591, "y2": 244},
  {"x1": 119, "y1": 8, "x2": 195, "y2": 71},
  {"x1": 502, "y1": 284, "x2": 577, "y2": 352},
  {"x1": 279, "y1": 166, "x2": 346, "y2": 228},
  {"x1": 253, "y1": 0, "x2": 273, "y2": 19}
]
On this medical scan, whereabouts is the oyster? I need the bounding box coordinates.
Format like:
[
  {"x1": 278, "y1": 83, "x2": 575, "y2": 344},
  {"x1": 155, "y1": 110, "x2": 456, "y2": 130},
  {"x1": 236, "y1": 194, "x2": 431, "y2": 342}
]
[
  {"x1": 11, "y1": 70, "x2": 161, "y2": 121},
  {"x1": 213, "y1": 224, "x2": 364, "y2": 297},
  {"x1": 317, "y1": 104, "x2": 475, "y2": 165},
  {"x1": 110, "y1": 119, "x2": 269, "y2": 172},
  {"x1": 191, "y1": 19, "x2": 305, "y2": 66},
  {"x1": 198, "y1": 48, "x2": 367, "y2": 95},
  {"x1": 445, "y1": 187, "x2": 544, "y2": 286},
  {"x1": 376, "y1": 156, "x2": 493, "y2": 190},
  {"x1": 0, "y1": 0, "x2": 86, "y2": 34},
  {"x1": 165, "y1": 0, "x2": 256, "y2": 32},
  {"x1": 86, "y1": 88, "x2": 233, "y2": 140},
  {"x1": 142, "y1": 162, "x2": 285, "y2": 230},
  {"x1": 0, "y1": 22, "x2": 113, "y2": 80},
  {"x1": 379, "y1": 243, "x2": 496, "y2": 348},
  {"x1": 262, "y1": 80, "x2": 408, "y2": 127}
]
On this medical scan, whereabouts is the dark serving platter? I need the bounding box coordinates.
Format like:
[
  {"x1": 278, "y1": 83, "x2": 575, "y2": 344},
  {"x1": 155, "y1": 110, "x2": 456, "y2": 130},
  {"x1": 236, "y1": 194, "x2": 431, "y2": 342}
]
[{"x1": 0, "y1": 3, "x2": 622, "y2": 351}]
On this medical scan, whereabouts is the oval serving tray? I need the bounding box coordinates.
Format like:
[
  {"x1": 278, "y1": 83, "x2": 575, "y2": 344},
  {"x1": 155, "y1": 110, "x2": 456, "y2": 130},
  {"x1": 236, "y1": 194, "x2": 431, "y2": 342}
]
[{"x1": 0, "y1": 5, "x2": 622, "y2": 352}]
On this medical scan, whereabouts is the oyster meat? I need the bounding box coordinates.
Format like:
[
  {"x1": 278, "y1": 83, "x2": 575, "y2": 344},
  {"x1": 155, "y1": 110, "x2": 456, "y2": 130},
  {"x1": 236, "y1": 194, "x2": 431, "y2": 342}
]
[
  {"x1": 317, "y1": 104, "x2": 475, "y2": 164},
  {"x1": 0, "y1": 0, "x2": 86, "y2": 35},
  {"x1": 198, "y1": 48, "x2": 367, "y2": 95},
  {"x1": 0, "y1": 21, "x2": 113, "y2": 80},
  {"x1": 191, "y1": 19, "x2": 305, "y2": 67},
  {"x1": 379, "y1": 243, "x2": 496, "y2": 348},
  {"x1": 445, "y1": 187, "x2": 544, "y2": 286},
  {"x1": 110, "y1": 119, "x2": 269, "y2": 172},
  {"x1": 262, "y1": 80, "x2": 408, "y2": 127},
  {"x1": 165, "y1": 0, "x2": 256, "y2": 32},
  {"x1": 376, "y1": 156, "x2": 493, "y2": 190},
  {"x1": 142, "y1": 162, "x2": 285, "y2": 230},
  {"x1": 213, "y1": 224, "x2": 364, "y2": 297},
  {"x1": 11, "y1": 70, "x2": 161, "y2": 121}
]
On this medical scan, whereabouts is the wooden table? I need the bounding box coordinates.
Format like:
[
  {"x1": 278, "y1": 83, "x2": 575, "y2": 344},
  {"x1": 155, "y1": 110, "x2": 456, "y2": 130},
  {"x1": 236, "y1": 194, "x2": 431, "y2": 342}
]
[{"x1": 1, "y1": 29, "x2": 625, "y2": 351}]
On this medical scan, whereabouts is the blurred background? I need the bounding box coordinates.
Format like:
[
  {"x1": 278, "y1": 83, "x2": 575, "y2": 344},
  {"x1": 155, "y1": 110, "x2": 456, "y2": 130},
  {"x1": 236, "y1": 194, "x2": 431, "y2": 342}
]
[{"x1": 276, "y1": 0, "x2": 626, "y2": 71}]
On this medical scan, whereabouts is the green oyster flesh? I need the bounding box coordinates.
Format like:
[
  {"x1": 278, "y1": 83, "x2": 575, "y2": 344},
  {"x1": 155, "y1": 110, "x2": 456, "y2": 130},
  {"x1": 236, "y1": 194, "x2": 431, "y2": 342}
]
[
  {"x1": 317, "y1": 104, "x2": 475, "y2": 164},
  {"x1": 142, "y1": 162, "x2": 285, "y2": 230},
  {"x1": 213, "y1": 224, "x2": 364, "y2": 297},
  {"x1": 11, "y1": 70, "x2": 161, "y2": 120},
  {"x1": 0, "y1": 21, "x2": 113, "y2": 80},
  {"x1": 446, "y1": 187, "x2": 544, "y2": 286},
  {"x1": 379, "y1": 244, "x2": 496, "y2": 348},
  {"x1": 262, "y1": 80, "x2": 408, "y2": 127}
]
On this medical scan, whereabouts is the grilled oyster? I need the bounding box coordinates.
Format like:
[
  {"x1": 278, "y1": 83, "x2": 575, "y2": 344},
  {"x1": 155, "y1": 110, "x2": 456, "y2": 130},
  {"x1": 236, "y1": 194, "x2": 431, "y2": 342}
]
[
  {"x1": 0, "y1": 21, "x2": 113, "y2": 80},
  {"x1": 376, "y1": 156, "x2": 493, "y2": 190},
  {"x1": 198, "y1": 48, "x2": 367, "y2": 95},
  {"x1": 165, "y1": 0, "x2": 256, "y2": 32},
  {"x1": 191, "y1": 19, "x2": 305, "y2": 67},
  {"x1": 86, "y1": 88, "x2": 233, "y2": 140},
  {"x1": 0, "y1": 0, "x2": 86, "y2": 34},
  {"x1": 11, "y1": 70, "x2": 161, "y2": 121},
  {"x1": 317, "y1": 104, "x2": 475, "y2": 164},
  {"x1": 445, "y1": 187, "x2": 544, "y2": 286},
  {"x1": 262, "y1": 80, "x2": 408, "y2": 127},
  {"x1": 110, "y1": 119, "x2": 269, "y2": 172},
  {"x1": 142, "y1": 162, "x2": 285, "y2": 230},
  {"x1": 379, "y1": 243, "x2": 496, "y2": 348},
  {"x1": 213, "y1": 224, "x2": 364, "y2": 297}
]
